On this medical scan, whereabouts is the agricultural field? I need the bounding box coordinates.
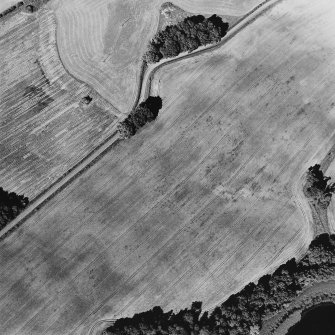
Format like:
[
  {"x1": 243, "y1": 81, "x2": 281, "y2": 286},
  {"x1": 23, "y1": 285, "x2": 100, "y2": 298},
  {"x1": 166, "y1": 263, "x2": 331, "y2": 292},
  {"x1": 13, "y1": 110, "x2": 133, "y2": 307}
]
[
  {"x1": 0, "y1": 8, "x2": 118, "y2": 199},
  {"x1": 1, "y1": 0, "x2": 335, "y2": 334},
  {"x1": 52, "y1": 0, "x2": 249, "y2": 113}
]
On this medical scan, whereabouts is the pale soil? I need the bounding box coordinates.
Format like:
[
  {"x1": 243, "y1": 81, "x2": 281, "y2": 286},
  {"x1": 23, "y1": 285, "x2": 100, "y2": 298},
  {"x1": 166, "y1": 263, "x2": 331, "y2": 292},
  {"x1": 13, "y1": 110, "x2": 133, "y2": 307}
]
[
  {"x1": 0, "y1": 0, "x2": 19, "y2": 12},
  {"x1": 52, "y1": 0, "x2": 256, "y2": 113},
  {"x1": 1, "y1": 0, "x2": 335, "y2": 334},
  {"x1": 0, "y1": 9, "x2": 118, "y2": 199}
]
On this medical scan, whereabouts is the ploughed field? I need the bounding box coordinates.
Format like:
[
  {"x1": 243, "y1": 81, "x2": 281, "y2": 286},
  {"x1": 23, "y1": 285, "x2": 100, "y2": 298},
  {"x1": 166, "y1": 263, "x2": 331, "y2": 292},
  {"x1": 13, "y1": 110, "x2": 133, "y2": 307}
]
[
  {"x1": 2, "y1": 0, "x2": 335, "y2": 334},
  {"x1": 0, "y1": 9, "x2": 118, "y2": 199}
]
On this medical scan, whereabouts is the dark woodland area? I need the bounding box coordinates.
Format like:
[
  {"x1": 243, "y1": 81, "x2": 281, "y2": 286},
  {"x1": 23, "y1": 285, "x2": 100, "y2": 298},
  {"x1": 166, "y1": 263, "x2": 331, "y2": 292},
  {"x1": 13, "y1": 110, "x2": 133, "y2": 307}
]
[
  {"x1": 117, "y1": 96, "x2": 162, "y2": 139},
  {"x1": 105, "y1": 234, "x2": 335, "y2": 335},
  {"x1": 144, "y1": 15, "x2": 229, "y2": 63},
  {"x1": 0, "y1": 187, "x2": 29, "y2": 230}
]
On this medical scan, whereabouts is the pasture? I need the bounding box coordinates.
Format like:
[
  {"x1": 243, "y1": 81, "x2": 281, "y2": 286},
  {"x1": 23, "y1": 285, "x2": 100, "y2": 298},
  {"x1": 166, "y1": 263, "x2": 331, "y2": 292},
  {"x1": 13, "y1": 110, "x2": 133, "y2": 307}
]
[
  {"x1": 2, "y1": 0, "x2": 335, "y2": 334},
  {"x1": 52, "y1": 0, "x2": 251, "y2": 113},
  {"x1": 0, "y1": 8, "x2": 118, "y2": 199}
]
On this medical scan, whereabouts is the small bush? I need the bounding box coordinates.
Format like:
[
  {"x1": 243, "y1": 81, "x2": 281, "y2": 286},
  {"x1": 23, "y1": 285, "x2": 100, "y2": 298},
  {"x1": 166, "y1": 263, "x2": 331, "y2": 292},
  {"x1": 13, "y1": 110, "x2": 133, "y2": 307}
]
[
  {"x1": 305, "y1": 164, "x2": 335, "y2": 208},
  {"x1": 0, "y1": 187, "x2": 29, "y2": 230}
]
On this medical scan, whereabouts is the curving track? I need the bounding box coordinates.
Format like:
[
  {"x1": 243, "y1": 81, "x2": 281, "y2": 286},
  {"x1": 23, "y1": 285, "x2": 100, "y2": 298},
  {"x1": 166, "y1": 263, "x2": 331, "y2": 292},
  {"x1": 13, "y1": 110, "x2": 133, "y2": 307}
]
[
  {"x1": 54, "y1": 0, "x2": 160, "y2": 113},
  {"x1": 53, "y1": 0, "x2": 262, "y2": 113}
]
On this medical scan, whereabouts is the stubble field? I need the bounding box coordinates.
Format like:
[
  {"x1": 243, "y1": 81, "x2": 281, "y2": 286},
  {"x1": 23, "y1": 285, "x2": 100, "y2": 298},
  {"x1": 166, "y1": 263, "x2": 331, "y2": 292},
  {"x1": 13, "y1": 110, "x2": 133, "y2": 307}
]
[
  {"x1": 1, "y1": 0, "x2": 335, "y2": 334},
  {"x1": 0, "y1": 9, "x2": 118, "y2": 199}
]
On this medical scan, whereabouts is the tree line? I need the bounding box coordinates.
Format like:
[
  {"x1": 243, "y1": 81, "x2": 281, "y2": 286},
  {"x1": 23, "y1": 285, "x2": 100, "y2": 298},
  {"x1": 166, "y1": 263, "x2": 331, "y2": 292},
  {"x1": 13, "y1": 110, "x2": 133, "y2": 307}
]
[
  {"x1": 117, "y1": 96, "x2": 162, "y2": 139},
  {"x1": 144, "y1": 15, "x2": 229, "y2": 63},
  {"x1": 0, "y1": 187, "x2": 29, "y2": 231},
  {"x1": 105, "y1": 233, "x2": 335, "y2": 335}
]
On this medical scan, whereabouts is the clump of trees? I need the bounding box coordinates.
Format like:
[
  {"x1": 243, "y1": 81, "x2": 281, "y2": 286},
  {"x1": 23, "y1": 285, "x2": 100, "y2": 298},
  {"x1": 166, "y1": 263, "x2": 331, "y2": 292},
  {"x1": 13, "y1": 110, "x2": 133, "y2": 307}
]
[
  {"x1": 117, "y1": 96, "x2": 162, "y2": 139},
  {"x1": 105, "y1": 234, "x2": 335, "y2": 335},
  {"x1": 144, "y1": 15, "x2": 229, "y2": 63},
  {"x1": 0, "y1": 187, "x2": 29, "y2": 231},
  {"x1": 305, "y1": 164, "x2": 335, "y2": 208}
]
